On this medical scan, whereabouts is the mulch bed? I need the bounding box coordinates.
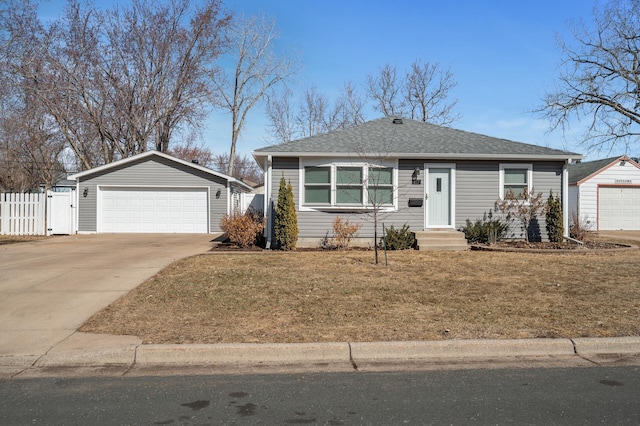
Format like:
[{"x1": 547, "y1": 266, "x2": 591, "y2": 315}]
[{"x1": 471, "y1": 240, "x2": 635, "y2": 253}]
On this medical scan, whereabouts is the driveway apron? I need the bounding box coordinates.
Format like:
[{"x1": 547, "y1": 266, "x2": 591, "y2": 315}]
[{"x1": 0, "y1": 234, "x2": 214, "y2": 364}]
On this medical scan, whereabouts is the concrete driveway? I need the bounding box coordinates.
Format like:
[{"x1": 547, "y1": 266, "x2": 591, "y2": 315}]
[{"x1": 0, "y1": 234, "x2": 216, "y2": 365}]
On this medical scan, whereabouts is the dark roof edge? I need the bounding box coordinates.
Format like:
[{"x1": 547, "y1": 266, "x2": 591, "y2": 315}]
[{"x1": 252, "y1": 151, "x2": 582, "y2": 161}]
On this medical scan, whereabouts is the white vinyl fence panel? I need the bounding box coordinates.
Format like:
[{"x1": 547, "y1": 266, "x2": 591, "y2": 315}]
[
  {"x1": 0, "y1": 192, "x2": 46, "y2": 235},
  {"x1": 241, "y1": 193, "x2": 264, "y2": 214}
]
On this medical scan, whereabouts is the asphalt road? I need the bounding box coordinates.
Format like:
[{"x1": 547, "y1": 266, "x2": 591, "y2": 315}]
[{"x1": 1, "y1": 366, "x2": 639, "y2": 425}]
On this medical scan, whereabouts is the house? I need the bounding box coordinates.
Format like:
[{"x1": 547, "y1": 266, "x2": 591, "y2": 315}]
[
  {"x1": 253, "y1": 117, "x2": 582, "y2": 249},
  {"x1": 68, "y1": 150, "x2": 252, "y2": 234},
  {"x1": 568, "y1": 155, "x2": 640, "y2": 231}
]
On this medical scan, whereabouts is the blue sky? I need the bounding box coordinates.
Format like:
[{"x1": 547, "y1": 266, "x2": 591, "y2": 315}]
[{"x1": 41, "y1": 0, "x2": 607, "y2": 160}]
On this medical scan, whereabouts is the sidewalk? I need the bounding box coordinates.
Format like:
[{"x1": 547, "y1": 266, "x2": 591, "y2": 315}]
[{"x1": 3, "y1": 332, "x2": 639, "y2": 378}]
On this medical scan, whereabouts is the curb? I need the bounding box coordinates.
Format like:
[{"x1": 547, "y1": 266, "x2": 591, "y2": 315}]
[
  {"x1": 350, "y1": 338, "x2": 575, "y2": 363},
  {"x1": 4, "y1": 337, "x2": 640, "y2": 376},
  {"x1": 136, "y1": 342, "x2": 351, "y2": 366},
  {"x1": 573, "y1": 337, "x2": 640, "y2": 355}
]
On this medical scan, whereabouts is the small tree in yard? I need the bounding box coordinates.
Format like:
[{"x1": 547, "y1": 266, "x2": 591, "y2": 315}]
[
  {"x1": 546, "y1": 190, "x2": 564, "y2": 243},
  {"x1": 332, "y1": 217, "x2": 362, "y2": 250},
  {"x1": 496, "y1": 188, "x2": 548, "y2": 243},
  {"x1": 274, "y1": 176, "x2": 298, "y2": 250}
]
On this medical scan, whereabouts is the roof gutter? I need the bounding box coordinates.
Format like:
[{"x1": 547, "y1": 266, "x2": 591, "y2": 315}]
[{"x1": 253, "y1": 151, "x2": 584, "y2": 162}]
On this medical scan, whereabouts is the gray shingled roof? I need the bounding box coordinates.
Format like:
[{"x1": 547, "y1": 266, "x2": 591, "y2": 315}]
[
  {"x1": 568, "y1": 156, "x2": 623, "y2": 183},
  {"x1": 254, "y1": 117, "x2": 581, "y2": 160}
]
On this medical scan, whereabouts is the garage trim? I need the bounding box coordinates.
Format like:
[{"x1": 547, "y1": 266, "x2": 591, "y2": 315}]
[{"x1": 97, "y1": 185, "x2": 210, "y2": 234}]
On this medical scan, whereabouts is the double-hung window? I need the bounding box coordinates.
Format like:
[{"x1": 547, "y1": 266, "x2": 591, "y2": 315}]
[
  {"x1": 304, "y1": 166, "x2": 331, "y2": 204},
  {"x1": 499, "y1": 164, "x2": 532, "y2": 200},
  {"x1": 302, "y1": 162, "x2": 396, "y2": 209},
  {"x1": 368, "y1": 167, "x2": 394, "y2": 205},
  {"x1": 336, "y1": 167, "x2": 364, "y2": 204}
]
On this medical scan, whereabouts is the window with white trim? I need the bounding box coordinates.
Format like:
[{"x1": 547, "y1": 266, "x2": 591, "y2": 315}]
[
  {"x1": 302, "y1": 162, "x2": 396, "y2": 209},
  {"x1": 499, "y1": 164, "x2": 532, "y2": 199},
  {"x1": 368, "y1": 167, "x2": 394, "y2": 205},
  {"x1": 304, "y1": 166, "x2": 331, "y2": 204}
]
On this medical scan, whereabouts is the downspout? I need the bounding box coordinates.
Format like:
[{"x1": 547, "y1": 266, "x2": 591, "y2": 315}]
[
  {"x1": 562, "y1": 159, "x2": 570, "y2": 238},
  {"x1": 265, "y1": 155, "x2": 273, "y2": 249}
]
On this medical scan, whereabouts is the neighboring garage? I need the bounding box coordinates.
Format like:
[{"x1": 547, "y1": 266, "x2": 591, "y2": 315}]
[
  {"x1": 568, "y1": 156, "x2": 640, "y2": 231},
  {"x1": 598, "y1": 186, "x2": 640, "y2": 230},
  {"x1": 68, "y1": 151, "x2": 253, "y2": 234}
]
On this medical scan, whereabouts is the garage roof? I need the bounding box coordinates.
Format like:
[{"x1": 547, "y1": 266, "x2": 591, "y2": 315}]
[
  {"x1": 68, "y1": 150, "x2": 253, "y2": 191},
  {"x1": 568, "y1": 155, "x2": 638, "y2": 184}
]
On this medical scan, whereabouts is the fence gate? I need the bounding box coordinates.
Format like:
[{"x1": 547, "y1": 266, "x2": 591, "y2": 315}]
[{"x1": 46, "y1": 191, "x2": 74, "y2": 235}]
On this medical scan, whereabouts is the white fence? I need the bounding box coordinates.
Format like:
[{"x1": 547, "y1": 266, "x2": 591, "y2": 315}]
[{"x1": 0, "y1": 192, "x2": 46, "y2": 235}]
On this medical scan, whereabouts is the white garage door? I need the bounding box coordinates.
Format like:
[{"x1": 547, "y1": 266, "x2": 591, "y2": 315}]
[
  {"x1": 599, "y1": 186, "x2": 640, "y2": 230},
  {"x1": 99, "y1": 187, "x2": 208, "y2": 233}
]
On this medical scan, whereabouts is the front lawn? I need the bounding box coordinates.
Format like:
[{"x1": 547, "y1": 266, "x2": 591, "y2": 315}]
[{"x1": 80, "y1": 244, "x2": 640, "y2": 344}]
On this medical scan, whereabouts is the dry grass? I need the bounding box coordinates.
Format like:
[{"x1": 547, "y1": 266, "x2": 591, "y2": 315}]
[{"x1": 80, "y1": 245, "x2": 640, "y2": 344}]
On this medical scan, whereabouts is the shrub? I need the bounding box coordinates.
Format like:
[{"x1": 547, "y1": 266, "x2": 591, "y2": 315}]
[
  {"x1": 461, "y1": 217, "x2": 509, "y2": 244},
  {"x1": 332, "y1": 216, "x2": 362, "y2": 250},
  {"x1": 496, "y1": 187, "x2": 547, "y2": 242},
  {"x1": 274, "y1": 177, "x2": 298, "y2": 250},
  {"x1": 220, "y1": 208, "x2": 265, "y2": 248},
  {"x1": 569, "y1": 212, "x2": 594, "y2": 242},
  {"x1": 383, "y1": 224, "x2": 416, "y2": 250},
  {"x1": 546, "y1": 190, "x2": 564, "y2": 243}
]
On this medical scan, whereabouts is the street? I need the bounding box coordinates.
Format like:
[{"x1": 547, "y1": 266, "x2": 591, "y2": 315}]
[{"x1": 1, "y1": 366, "x2": 639, "y2": 425}]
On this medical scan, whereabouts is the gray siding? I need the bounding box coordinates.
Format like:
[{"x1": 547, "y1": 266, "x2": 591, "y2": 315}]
[
  {"x1": 457, "y1": 160, "x2": 563, "y2": 240},
  {"x1": 270, "y1": 158, "x2": 566, "y2": 242},
  {"x1": 77, "y1": 156, "x2": 229, "y2": 233}
]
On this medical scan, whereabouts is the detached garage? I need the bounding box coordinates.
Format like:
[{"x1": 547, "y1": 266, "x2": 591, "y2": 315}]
[
  {"x1": 68, "y1": 151, "x2": 252, "y2": 234},
  {"x1": 568, "y1": 156, "x2": 640, "y2": 231}
]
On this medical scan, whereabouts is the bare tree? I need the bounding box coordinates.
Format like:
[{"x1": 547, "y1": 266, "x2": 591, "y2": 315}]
[
  {"x1": 405, "y1": 60, "x2": 460, "y2": 125},
  {"x1": 266, "y1": 83, "x2": 364, "y2": 144},
  {"x1": 212, "y1": 152, "x2": 263, "y2": 184},
  {"x1": 212, "y1": 14, "x2": 298, "y2": 176},
  {"x1": 168, "y1": 138, "x2": 215, "y2": 167},
  {"x1": 366, "y1": 61, "x2": 460, "y2": 125},
  {"x1": 107, "y1": 0, "x2": 230, "y2": 154},
  {"x1": 335, "y1": 81, "x2": 367, "y2": 128},
  {"x1": 0, "y1": 0, "x2": 66, "y2": 190},
  {"x1": 2, "y1": 0, "x2": 230, "y2": 171},
  {"x1": 295, "y1": 86, "x2": 337, "y2": 138},
  {"x1": 265, "y1": 87, "x2": 296, "y2": 143},
  {"x1": 366, "y1": 63, "x2": 407, "y2": 117},
  {"x1": 540, "y1": 0, "x2": 640, "y2": 154}
]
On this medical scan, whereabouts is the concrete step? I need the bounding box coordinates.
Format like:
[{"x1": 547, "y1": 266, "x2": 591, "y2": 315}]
[{"x1": 414, "y1": 230, "x2": 468, "y2": 251}]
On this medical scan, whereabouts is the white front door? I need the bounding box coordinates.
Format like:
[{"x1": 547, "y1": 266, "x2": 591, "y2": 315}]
[{"x1": 425, "y1": 165, "x2": 454, "y2": 228}]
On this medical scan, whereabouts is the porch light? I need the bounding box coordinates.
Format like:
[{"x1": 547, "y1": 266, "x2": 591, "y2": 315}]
[
  {"x1": 215, "y1": 189, "x2": 221, "y2": 199},
  {"x1": 412, "y1": 167, "x2": 421, "y2": 185},
  {"x1": 83, "y1": 187, "x2": 88, "y2": 197}
]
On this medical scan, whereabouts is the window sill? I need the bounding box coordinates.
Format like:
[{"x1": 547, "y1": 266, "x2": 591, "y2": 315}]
[{"x1": 300, "y1": 205, "x2": 397, "y2": 213}]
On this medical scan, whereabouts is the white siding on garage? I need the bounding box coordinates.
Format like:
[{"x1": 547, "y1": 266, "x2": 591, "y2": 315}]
[
  {"x1": 574, "y1": 160, "x2": 640, "y2": 230},
  {"x1": 99, "y1": 187, "x2": 208, "y2": 233}
]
